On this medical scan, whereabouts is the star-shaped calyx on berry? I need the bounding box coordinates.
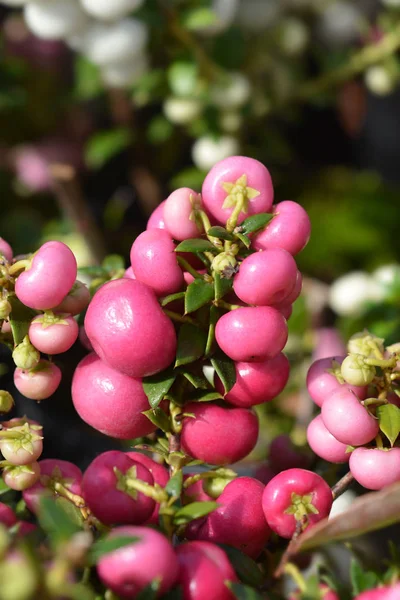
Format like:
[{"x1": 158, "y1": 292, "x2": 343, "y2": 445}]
[
  {"x1": 221, "y1": 174, "x2": 260, "y2": 214},
  {"x1": 188, "y1": 193, "x2": 204, "y2": 233}
]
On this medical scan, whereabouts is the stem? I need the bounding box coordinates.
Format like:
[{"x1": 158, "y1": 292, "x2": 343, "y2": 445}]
[
  {"x1": 362, "y1": 397, "x2": 388, "y2": 407},
  {"x1": 226, "y1": 194, "x2": 245, "y2": 232},
  {"x1": 375, "y1": 433, "x2": 384, "y2": 450},
  {"x1": 176, "y1": 256, "x2": 203, "y2": 279},
  {"x1": 183, "y1": 471, "x2": 222, "y2": 489},
  {"x1": 283, "y1": 563, "x2": 307, "y2": 593},
  {"x1": 214, "y1": 299, "x2": 240, "y2": 311},
  {"x1": 274, "y1": 518, "x2": 306, "y2": 578},
  {"x1": 53, "y1": 482, "x2": 86, "y2": 509},
  {"x1": 8, "y1": 260, "x2": 30, "y2": 276},
  {"x1": 331, "y1": 471, "x2": 354, "y2": 501},
  {"x1": 364, "y1": 357, "x2": 397, "y2": 369},
  {"x1": 124, "y1": 478, "x2": 168, "y2": 503},
  {"x1": 162, "y1": 309, "x2": 199, "y2": 326}
]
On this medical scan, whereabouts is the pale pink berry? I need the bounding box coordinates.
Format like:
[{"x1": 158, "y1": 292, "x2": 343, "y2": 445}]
[
  {"x1": 72, "y1": 353, "x2": 156, "y2": 440},
  {"x1": 252, "y1": 200, "x2": 311, "y2": 256},
  {"x1": 84, "y1": 279, "x2": 177, "y2": 378},
  {"x1": 14, "y1": 359, "x2": 61, "y2": 400},
  {"x1": 29, "y1": 314, "x2": 78, "y2": 354},
  {"x1": 164, "y1": 188, "x2": 203, "y2": 241},
  {"x1": 3, "y1": 462, "x2": 41, "y2": 491},
  {"x1": 202, "y1": 156, "x2": 274, "y2": 226},
  {"x1": 349, "y1": 447, "x2": 400, "y2": 490},
  {"x1": 354, "y1": 584, "x2": 400, "y2": 600},
  {"x1": 312, "y1": 327, "x2": 347, "y2": 362},
  {"x1": 216, "y1": 306, "x2": 288, "y2": 362},
  {"x1": 0, "y1": 422, "x2": 43, "y2": 466},
  {"x1": 146, "y1": 200, "x2": 166, "y2": 230},
  {"x1": 0, "y1": 238, "x2": 13, "y2": 262},
  {"x1": 307, "y1": 415, "x2": 349, "y2": 463},
  {"x1": 23, "y1": 459, "x2": 82, "y2": 514},
  {"x1": 53, "y1": 281, "x2": 90, "y2": 315},
  {"x1": 15, "y1": 241, "x2": 77, "y2": 310},
  {"x1": 306, "y1": 356, "x2": 367, "y2": 407},
  {"x1": 124, "y1": 266, "x2": 136, "y2": 279},
  {"x1": 130, "y1": 229, "x2": 184, "y2": 297}
]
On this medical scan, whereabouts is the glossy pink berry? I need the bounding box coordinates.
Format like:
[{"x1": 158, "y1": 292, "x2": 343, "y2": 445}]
[
  {"x1": 307, "y1": 415, "x2": 349, "y2": 464},
  {"x1": 164, "y1": 188, "x2": 203, "y2": 241},
  {"x1": 146, "y1": 200, "x2": 166, "y2": 230},
  {"x1": 97, "y1": 526, "x2": 179, "y2": 599},
  {"x1": 130, "y1": 229, "x2": 184, "y2": 297},
  {"x1": 262, "y1": 468, "x2": 333, "y2": 538},
  {"x1": 0, "y1": 238, "x2": 13, "y2": 262},
  {"x1": 252, "y1": 200, "x2": 311, "y2": 256},
  {"x1": 84, "y1": 279, "x2": 177, "y2": 378},
  {"x1": 15, "y1": 241, "x2": 77, "y2": 310},
  {"x1": 14, "y1": 359, "x2": 62, "y2": 400},
  {"x1": 354, "y1": 585, "x2": 400, "y2": 599},
  {"x1": 0, "y1": 503, "x2": 17, "y2": 527},
  {"x1": 3, "y1": 462, "x2": 41, "y2": 491},
  {"x1": 23, "y1": 459, "x2": 82, "y2": 514},
  {"x1": 181, "y1": 402, "x2": 258, "y2": 465},
  {"x1": 53, "y1": 281, "x2": 90, "y2": 315},
  {"x1": 234, "y1": 248, "x2": 298, "y2": 306},
  {"x1": 269, "y1": 435, "x2": 311, "y2": 473},
  {"x1": 216, "y1": 306, "x2": 288, "y2": 362},
  {"x1": 82, "y1": 451, "x2": 155, "y2": 526},
  {"x1": 349, "y1": 447, "x2": 400, "y2": 490},
  {"x1": 306, "y1": 356, "x2": 367, "y2": 408},
  {"x1": 126, "y1": 452, "x2": 169, "y2": 524},
  {"x1": 215, "y1": 353, "x2": 290, "y2": 407},
  {"x1": 321, "y1": 387, "x2": 379, "y2": 446},
  {"x1": 176, "y1": 541, "x2": 237, "y2": 600},
  {"x1": 187, "y1": 477, "x2": 270, "y2": 558},
  {"x1": 202, "y1": 156, "x2": 274, "y2": 226},
  {"x1": 29, "y1": 313, "x2": 78, "y2": 354},
  {"x1": 72, "y1": 354, "x2": 156, "y2": 440}
]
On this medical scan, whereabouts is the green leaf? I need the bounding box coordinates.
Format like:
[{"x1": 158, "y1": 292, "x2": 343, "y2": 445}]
[
  {"x1": 74, "y1": 56, "x2": 102, "y2": 100},
  {"x1": 207, "y1": 227, "x2": 235, "y2": 241},
  {"x1": 143, "y1": 369, "x2": 176, "y2": 409},
  {"x1": 167, "y1": 61, "x2": 198, "y2": 96},
  {"x1": 211, "y1": 351, "x2": 236, "y2": 393},
  {"x1": 185, "y1": 279, "x2": 214, "y2": 314},
  {"x1": 165, "y1": 470, "x2": 183, "y2": 498},
  {"x1": 8, "y1": 295, "x2": 37, "y2": 346},
  {"x1": 160, "y1": 292, "x2": 186, "y2": 307},
  {"x1": 85, "y1": 128, "x2": 132, "y2": 170},
  {"x1": 175, "y1": 239, "x2": 219, "y2": 254},
  {"x1": 179, "y1": 368, "x2": 209, "y2": 389},
  {"x1": 162, "y1": 588, "x2": 184, "y2": 600},
  {"x1": 214, "y1": 273, "x2": 233, "y2": 302},
  {"x1": 182, "y1": 7, "x2": 217, "y2": 30},
  {"x1": 147, "y1": 115, "x2": 174, "y2": 145},
  {"x1": 173, "y1": 501, "x2": 219, "y2": 526},
  {"x1": 142, "y1": 407, "x2": 171, "y2": 433},
  {"x1": 240, "y1": 213, "x2": 274, "y2": 235},
  {"x1": 218, "y1": 546, "x2": 264, "y2": 588},
  {"x1": 190, "y1": 390, "x2": 223, "y2": 402},
  {"x1": 38, "y1": 497, "x2": 81, "y2": 545},
  {"x1": 350, "y1": 559, "x2": 380, "y2": 596},
  {"x1": 102, "y1": 254, "x2": 125, "y2": 272},
  {"x1": 205, "y1": 305, "x2": 220, "y2": 357},
  {"x1": 88, "y1": 535, "x2": 141, "y2": 565},
  {"x1": 136, "y1": 579, "x2": 161, "y2": 600},
  {"x1": 54, "y1": 497, "x2": 85, "y2": 527},
  {"x1": 78, "y1": 266, "x2": 109, "y2": 278},
  {"x1": 235, "y1": 232, "x2": 251, "y2": 249},
  {"x1": 227, "y1": 582, "x2": 264, "y2": 600},
  {"x1": 175, "y1": 324, "x2": 207, "y2": 367},
  {"x1": 376, "y1": 404, "x2": 400, "y2": 446}
]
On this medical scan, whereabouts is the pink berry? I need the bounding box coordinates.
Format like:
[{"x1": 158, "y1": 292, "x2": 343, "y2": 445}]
[
  {"x1": 349, "y1": 447, "x2": 400, "y2": 490},
  {"x1": 183, "y1": 269, "x2": 207, "y2": 286},
  {"x1": 254, "y1": 463, "x2": 276, "y2": 485},
  {"x1": 269, "y1": 435, "x2": 311, "y2": 473},
  {"x1": 23, "y1": 459, "x2": 82, "y2": 514},
  {"x1": 277, "y1": 304, "x2": 293, "y2": 320},
  {"x1": 97, "y1": 526, "x2": 179, "y2": 599},
  {"x1": 164, "y1": 188, "x2": 203, "y2": 241},
  {"x1": 84, "y1": 279, "x2": 177, "y2": 378},
  {"x1": 0, "y1": 503, "x2": 17, "y2": 528},
  {"x1": 202, "y1": 156, "x2": 274, "y2": 226},
  {"x1": 312, "y1": 327, "x2": 347, "y2": 362},
  {"x1": 0, "y1": 238, "x2": 13, "y2": 262},
  {"x1": 130, "y1": 229, "x2": 184, "y2": 297},
  {"x1": 16, "y1": 521, "x2": 37, "y2": 537},
  {"x1": 29, "y1": 313, "x2": 78, "y2": 354},
  {"x1": 126, "y1": 452, "x2": 169, "y2": 524},
  {"x1": 215, "y1": 353, "x2": 290, "y2": 407},
  {"x1": 72, "y1": 354, "x2": 156, "y2": 440},
  {"x1": 15, "y1": 241, "x2": 77, "y2": 310},
  {"x1": 321, "y1": 387, "x2": 379, "y2": 446},
  {"x1": 82, "y1": 451, "x2": 155, "y2": 526},
  {"x1": 354, "y1": 585, "x2": 400, "y2": 600},
  {"x1": 4, "y1": 461, "x2": 41, "y2": 491},
  {"x1": 176, "y1": 541, "x2": 237, "y2": 600},
  {"x1": 183, "y1": 475, "x2": 212, "y2": 505},
  {"x1": 262, "y1": 468, "x2": 333, "y2": 538},
  {"x1": 187, "y1": 477, "x2": 270, "y2": 558},
  {"x1": 124, "y1": 266, "x2": 136, "y2": 279},
  {"x1": 146, "y1": 200, "x2": 166, "y2": 230},
  {"x1": 252, "y1": 200, "x2": 311, "y2": 256},
  {"x1": 181, "y1": 402, "x2": 258, "y2": 465},
  {"x1": 14, "y1": 359, "x2": 61, "y2": 400},
  {"x1": 233, "y1": 248, "x2": 298, "y2": 306},
  {"x1": 307, "y1": 415, "x2": 349, "y2": 464},
  {"x1": 53, "y1": 281, "x2": 90, "y2": 315},
  {"x1": 216, "y1": 306, "x2": 288, "y2": 362},
  {"x1": 306, "y1": 356, "x2": 367, "y2": 408},
  {"x1": 78, "y1": 326, "x2": 93, "y2": 352}
]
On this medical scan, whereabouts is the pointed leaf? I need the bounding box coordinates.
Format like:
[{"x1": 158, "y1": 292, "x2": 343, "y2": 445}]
[
  {"x1": 8, "y1": 295, "x2": 37, "y2": 346},
  {"x1": 207, "y1": 227, "x2": 235, "y2": 241},
  {"x1": 179, "y1": 369, "x2": 209, "y2": 389},
  {"x1": 227, "y1": 582, "x2": 264, "y2": 600},
  {"x1": 211, "y1": 351, "x2": 236, "y2": 393},
  {"x1": 240, "y1": 213, "x2": 274, "y2": 235},
  {"x1": 38, "y1": 497, "x2": 81, "y2": 545},
  {"x1": 175, "y1": 239, "x2": 219, "y2": 254},
  {"x1": 143, "y1": 369, "x2": 176, "y2": 409},
  {"x1": 214, "y1": 273, "x2": 233, "y2": 302},
  {"x1": 205, "y1": 305, "x2": 220, "y2": 357},
  {"x1": 160, "y1": 292, "x2": 186, "y2": 307},
  {"x1": 175, "y1": 324, "x2": 207, "y2": 367},
  {"x1": 245, "y1": 187, "x2": 260, "y2": 200},
  {"x1": 88, "y1": 535, "x2": 140, "y2": 564},
  {"x1": 185, "y1": 279, "x2": 214, "y2": 314},
  {"x1": 218, "y1": 545, "x2": 264, "y2": 587},
  {"x1": 376, "y1": 404, "x2": 400, "y2": 446},
  {"x1": 142, "y1": 407, "x2": 171, "y2": 433},
  {"x1": 165, "y1": 470, "x2": 183, "y2": 498},
  {"x1": 235, "y1": 232, "x2": 251, "y2": 249},
  {"x1": 189, "y1": 390, "x2": 223, "y2": 402},
  {"x1": 173, "y1": 501, "x2": 219, "y2": 525},
  {"x1": 350, "y1": 559, "x2": 380, "y2": 596}
]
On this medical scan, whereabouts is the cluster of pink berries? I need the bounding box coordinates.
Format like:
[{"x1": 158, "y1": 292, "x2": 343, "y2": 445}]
[{"x1": 306, "y1": 332, "x2": 400, "y2": 491}]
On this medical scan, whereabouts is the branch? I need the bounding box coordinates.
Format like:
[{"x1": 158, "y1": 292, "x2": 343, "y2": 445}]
[{"x1": 332, "y1": 471, "x2": 354, "y2": 501}]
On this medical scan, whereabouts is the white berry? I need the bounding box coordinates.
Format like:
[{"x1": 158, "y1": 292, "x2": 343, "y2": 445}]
[
  {"x1": 24, "y1": 0, "x2": 89, "y2": 41},
  {"x1": 101, "y1": 55, "x2": 148, "y2": 88},
  {"x1": 80, "y1": 0, "x2": 144, "y2": 22},
  {"x1": 82, "y1": 18, "x2": 148, "y2": 66},
  {"x1": 163, "y1": 97, "x2": 202, "y2": 125},
  {"x1": 191, "y1": 135, "x2": 239, "y2": 171}
]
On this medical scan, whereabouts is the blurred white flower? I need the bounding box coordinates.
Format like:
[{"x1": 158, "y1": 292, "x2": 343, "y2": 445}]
[
  {"x1": 80, "y1": 0, "x2": 144, "y2": 22},
  {"x1": 24, "y1": 0, "x2": 88, "y2": 40},
  {"x1": 329, "y1": 271, "x2": 384, "y2": 316},
  {"x1": 82, "y1": 18, "x2": 148, "y2": 66},
  {"x1": 211, "y1": 72, "x2": 251, "y2": 109},
  {"x1": 191, "y1": 135, "x2": 239, "y2": 171},
  {"x1": 317, "y1": 1, "x2": 363, "y2": 47},
  {"x1": 236, "y1": 0, "x2": 280, "y2": 32},
  {"x1": 280, "y1": 17, "x2": 309, "y2": 56},
  {"x1": 163, "y1": 97, "x2": 203, "y2": 125},
  {"x1": 365, "y1": 65, "x2": 395, "y2": 96},
  {"x1": 101, "y1": 55, "x2": 148, "y2": 88}
]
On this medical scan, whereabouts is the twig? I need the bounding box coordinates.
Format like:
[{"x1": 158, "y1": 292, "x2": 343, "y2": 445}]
[
  {"x1": 332, "y1": 471, "x2": 355, "y2": 501},
  {"x1": 274, "y1": 518, "x2": 307, "y2": 578}
]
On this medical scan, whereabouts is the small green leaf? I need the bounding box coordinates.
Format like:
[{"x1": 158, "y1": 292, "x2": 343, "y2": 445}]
[
  {"x1": 179, "y1": 369, "x2": 209, "y2": 389},
  {"x1": 377, "y1": 404, "x2": 400, "y2": 446},
  {"x1": 85, "y1": 128, "x2": 132, "y2": 170},
  {"x1": 173, "y1": 501, "x2": 219, "y2": 526},
  {"x1": 205, "y1": 305, "x2": 220, "y2": 357},
  {"x1": 240, "y1": 213, "x2": 274, "y2": 235},
  {"x1": 183, "y1": 7, "x2": 217, "y2": 30},
  {"x1": 8, "y1": 295, "x2": 37, "y2": 346},
  {"x1": 143, "y1": 369, "x2": 176, "y2": 409},
  {"x1": 165, "y1": 470, "x2": 183, "y2": 498},
  {"x1": 88, "y1": 535, "x2": 140, "y2": 565},
  {"x1": 160, "y1": 292, "x2": 186, "y2": 307},
  {"x1": 55, "y1": 497, "x2": 85, "y2": 527},
  {"x1": 190, "y1": 390, "x2": 223, "y2": 402},
  {"x1": 175, "y1": 324, "x2": 207, "y2": 367},
  {"x1": 142, "y1": 407, "x2": 171, "y2": 433},
  {"x1": 219, "y1": 546, "x2": 263, "y2": 587},
  {"x1": 78, "y1": 266, "x2": 109, "y2": 278},
  {"x1": 74, "y1": 56, "x2": 102, "y2": 100},
  {"x1": 175, "y1": 239, "x2": 219, "y2": 254},
  {"x1": 207, "y1": 227, "x2": 235, "y2": 241},
  {"x1": 185, "y1": 279, "x2": 214, "y2": 314},
  {"x1": 211, "y1": 351, "x2": 236, "y2": 393},
  {"x1": 235, "y1": 233, "x2": 251, "y2": 249},
  {"x1": 350, "y1": 559, "x2": 380, "y2": 595},
  {"x1": 102, "y1": 254, "x2": 125, "y2": 272},
  {"x1": 214, "y1": 273, "x2": 233, "y2": 302},
  {"x1": 227, "y1": 582, "x2": 264, "y2": 600},
  {"x1": 38, "y1": 497, "x2": 81, "y2": 545},
  {"x1": 167, "y1": 61, "x2": 198, "y2": 97}
]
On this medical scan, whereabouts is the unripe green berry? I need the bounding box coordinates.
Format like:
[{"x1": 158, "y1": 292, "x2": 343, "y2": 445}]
[
  {"x1": 347, "y1": 331, "x2": 384, "y2": 358},
  {"x1": 0, "y1": 391, "x2": 14, "y2": 414},
  {"x1": 12, "y1": 336, "x2": 40, "y2": 370},
  {"x1": 211, "y1": 252, "x2": 238, "y2": 279},
  {"x1": 202, "y1": 468, "x2": 237, "y2": 499},
  {"x1": 0, "y1": 300, "x2": 11, "y2": 321},
  {"x1": 341, "y1": 354, "x2": 376, "y2": 386}
]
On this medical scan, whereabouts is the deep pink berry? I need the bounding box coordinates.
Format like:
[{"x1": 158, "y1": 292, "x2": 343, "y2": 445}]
[
  {"x1": 181, "y1": 402, "x2": 259, "y2": 465},
  {"x1": 262, "y1": 468, "x2": 333, "y2": 538},
  {"x1": 307, "y1": 415, "x2": 349, "y2": 464},
  {"x1": 201, "y1": 156, "x2": 274, "y2": 226},
  {"x1": 269, "y1": 435, "x2": 311, "y2": 473},
  {"x1": 252, "y1": 200, "x2": 311, "y2": 256},
  {"x1": 0, "y1": 238, "x2": 13, "y2": 262},
  {"x1": 354, "y1": 585, "x2": 400, "y2": 600},
  {"x1": 216, "y1": 306, "x2": 288, "y2": 362},
  {"x1": 321, "y1": 387, "x2": 379, "y2": 446},
  {"x1": 23, "y1": 459, "x2": 82, "y2": 514},
  {"x1": 146, "y1": 200, "x2": 166, "y2": 230},
  {"x1": 0, "y1": 503, "x2": 17, "y2": 528},
  {"x1": 126, "y1": 452, "x2": 169, "y2": 524},
  {"x1": 216, "y1": 353, "x2": 290, "y2": 407},
  {"x1": 15, "y1": 241, "x2": 77, "y2": 310},
  {"x1": 82, "y1": 451, "x2": 155, "y2": 526},
  {"x1": 72, "y1": 354, "x2": 156, "y2": 440},
  {"x1": 53, "y1": 281, "x2": 90, "y2": 315},
  {"x1": 176, "y1": 541, "x2": 237, "y2": 600},
  {"x1": 164, "y1": 188, "x2": 203, "y2": 241},
  {"x1": 14, "y1": 359, "x2": 62, "y2": 400},
  {"x1": 183, "y1": 474, "x2": 212, "y2": 505},
  {"x1": 306, "y1": 356, "x2": 367, "y2": 408},
  {"x1": 84, "y1": 279, "x2": 177, "y2": 378},
  {"x1": 29, "y1": 313, "x2": 78, "y2": 354},
  {"x1": 130, "y1": 229, "x2": 184, "y2": 297},
  {"x1": 349, "y1": 447, "x2": 400, "y2": 490},
  {"x1": 97, "y1": 526, "x2": 179, "y2": 599}
]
